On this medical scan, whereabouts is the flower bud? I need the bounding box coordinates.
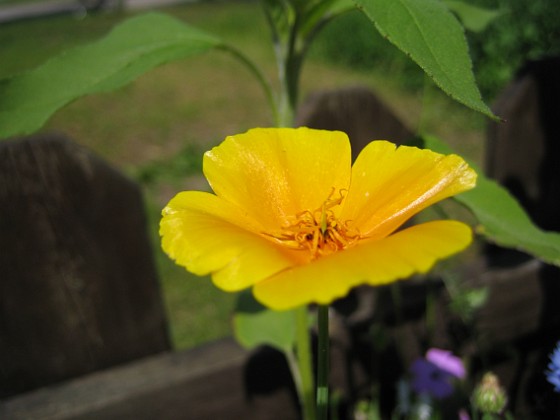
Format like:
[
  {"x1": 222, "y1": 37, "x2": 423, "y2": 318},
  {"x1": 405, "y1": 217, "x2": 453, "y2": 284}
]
[{"x1": 472, "y1": 372, "x2": 507, "y2": 414}]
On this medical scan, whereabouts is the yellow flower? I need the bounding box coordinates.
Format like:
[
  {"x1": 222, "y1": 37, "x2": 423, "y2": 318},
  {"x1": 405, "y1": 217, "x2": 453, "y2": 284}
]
[{"x1": 160, "y1": 127, "x2": 476, "y2": 310}]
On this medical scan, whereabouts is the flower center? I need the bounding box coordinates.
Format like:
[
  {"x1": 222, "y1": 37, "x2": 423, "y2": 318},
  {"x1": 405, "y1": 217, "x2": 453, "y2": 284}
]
[{"x1": 264, "y1": 189, "x2": 360, "y2": 258}]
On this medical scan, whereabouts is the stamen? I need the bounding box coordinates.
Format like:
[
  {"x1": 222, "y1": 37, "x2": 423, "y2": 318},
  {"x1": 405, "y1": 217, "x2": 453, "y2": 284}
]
[{"x1": 263, "y1": 189, "x2": 360, "y2": 258}]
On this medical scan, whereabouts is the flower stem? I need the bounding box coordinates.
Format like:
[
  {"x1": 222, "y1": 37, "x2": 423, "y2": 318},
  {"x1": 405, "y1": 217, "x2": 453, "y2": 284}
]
[
  {"x1": 296, "y1": 305, "x2": 316, "y2": 420},
  {"x1": 218, "y1": 44, "x2": 280, "y2": 126},
  {"x1": 316, "y1": 304, "x2": 330, "y2": 420}
]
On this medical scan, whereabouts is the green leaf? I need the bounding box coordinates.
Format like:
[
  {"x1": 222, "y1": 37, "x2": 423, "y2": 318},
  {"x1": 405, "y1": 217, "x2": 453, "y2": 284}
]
[
  {"x1": 443, "y1": 0, "x2": 503, "y2": 33},
  {"x1": 352, "y1": 0, "x2": 497, "y2": 120},
  {"x1": 422, "y1": 134, "x2": 560, "y2": 266},
  {"x1": 233, "y1": 290, "x2": 297, "y2": 352},
  {"x1": 299, "y1": 0, "x2": 356, "y2": 37},
  {"x1": 0, "y1": 12, "x2": 221, "y2": 139}
]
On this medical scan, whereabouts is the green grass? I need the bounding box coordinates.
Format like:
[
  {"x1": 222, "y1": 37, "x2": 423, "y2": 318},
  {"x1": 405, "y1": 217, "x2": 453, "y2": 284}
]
[{"x1": 0, "y1": 0, "x2": 488, "y2": 349}]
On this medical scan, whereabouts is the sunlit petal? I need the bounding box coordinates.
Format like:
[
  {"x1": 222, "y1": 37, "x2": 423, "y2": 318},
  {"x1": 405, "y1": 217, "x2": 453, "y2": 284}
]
[
  {"x1": 342, "y1": 141, "x2": 476, "y2": 239},
  {"x1": 253, "y1": 221, "x2": 472, "y2": 310},
  {"x1": 160, "y1": 191, "x2": 302, "y2": 291},
  {"x1": 203, "y1": 127, "x2": 352, "y2": 230}
]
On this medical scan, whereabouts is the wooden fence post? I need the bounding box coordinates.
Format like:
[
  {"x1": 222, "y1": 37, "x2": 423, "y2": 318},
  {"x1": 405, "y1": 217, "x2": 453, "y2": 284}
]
[{"x1": 0, "y1": 133, "x2": 170, "y2": 398}]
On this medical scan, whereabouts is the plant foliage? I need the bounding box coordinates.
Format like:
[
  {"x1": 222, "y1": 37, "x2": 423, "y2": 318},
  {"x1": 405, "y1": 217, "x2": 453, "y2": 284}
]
[{"x1": 0, "y1": 13, "x2": 221, "y2": 139}]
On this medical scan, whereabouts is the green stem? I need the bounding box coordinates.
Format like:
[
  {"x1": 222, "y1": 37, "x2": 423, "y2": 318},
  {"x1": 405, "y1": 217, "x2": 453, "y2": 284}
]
[
  {"x1": 316, "y1": 305, "x2": 330, "y2": 420},
  {"x1": 296, "y1": 305, "x2": 316, "y2": 420},
  {"x1": 219, "y1": 44, "x2": 280, "y2": 126},
  {"x1": 284, "y1": 14, "x2": 301, "y2": 125}
]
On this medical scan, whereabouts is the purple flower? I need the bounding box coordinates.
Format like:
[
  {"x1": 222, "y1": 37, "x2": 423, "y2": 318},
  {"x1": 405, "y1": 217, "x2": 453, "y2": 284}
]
[
  {"x1": 546, "y1": 342, "x2": 560, "y2": 392},
  {"x1": 426, "y1": 348, "x2": 466, "y2": 379},
  {"x1": 410, "y1": 348, "x2": 465, "y2": 399}
]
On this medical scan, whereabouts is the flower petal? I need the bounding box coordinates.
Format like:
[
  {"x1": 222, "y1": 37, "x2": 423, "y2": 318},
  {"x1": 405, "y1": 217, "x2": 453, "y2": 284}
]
[
  {"x1": 411, "y1": 359, "x2": 454, "y2": 399},
  {"x1": 160, "y1": 191, "x2": 302, "y2": 292},
  {"x1": 253, "y1": 220, "x2": 472, "y2": 310},
  {"x1": 342, "y1": 141, "x2": 476, "y2": 239},
  {"x1": 426, "y1": 348, "x2": 466, "y2": 379},
  {"x1": 203, "y1": 127, "x2": 352, "y2": 230}
]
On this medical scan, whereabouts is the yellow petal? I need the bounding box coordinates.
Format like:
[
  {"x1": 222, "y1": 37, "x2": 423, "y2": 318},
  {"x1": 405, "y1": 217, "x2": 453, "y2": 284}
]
[
  {"x1": 160, "y1": 191, "x2": 302, "y2": 292},
  {"x1": 253, "y1": 220, "x2": 472, "y2": 310},
  {"x1": 203, "y1": 127, "x2": 352, "y2": 231},
  {"x1": 342, "y1": 141, "x2": 476, "y2": 239}
]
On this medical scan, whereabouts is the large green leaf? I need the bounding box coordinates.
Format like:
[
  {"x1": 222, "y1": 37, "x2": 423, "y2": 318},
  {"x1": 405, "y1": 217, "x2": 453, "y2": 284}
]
[
  {"x1": 353, "y1": 0, "x2": 497, "y2": 119},
  {"x1": 0, "y1": 13, "x2": 221, "y2": 139},
  {"x1": 422, "y1": 134, "x2": 560, "y2": 266},
  {"x1": 233, "y1": 290, "x2": 297, "y2": 352}
]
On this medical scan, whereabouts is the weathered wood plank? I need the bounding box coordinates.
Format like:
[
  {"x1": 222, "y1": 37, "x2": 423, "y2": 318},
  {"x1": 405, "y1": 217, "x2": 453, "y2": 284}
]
[{"x1": 0, "y1": 338, "x2": 300, "y2": 420}]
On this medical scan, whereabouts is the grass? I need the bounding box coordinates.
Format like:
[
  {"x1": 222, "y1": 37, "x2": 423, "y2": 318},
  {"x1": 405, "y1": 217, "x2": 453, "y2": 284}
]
[{"x1": 0, "y1": 0, "x2": 488, "y2": 349}]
